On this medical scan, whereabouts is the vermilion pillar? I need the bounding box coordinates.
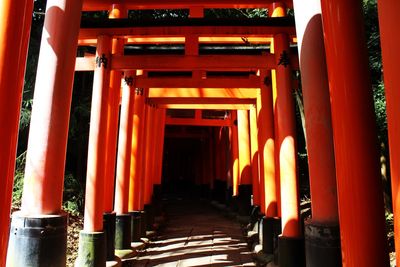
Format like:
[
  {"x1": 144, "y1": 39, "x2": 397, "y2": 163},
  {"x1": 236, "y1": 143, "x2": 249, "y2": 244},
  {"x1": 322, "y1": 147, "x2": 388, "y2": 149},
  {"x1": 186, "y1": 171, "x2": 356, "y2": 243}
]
[
  {"x1": 8, "y1": 0, "x2": 82, "y2": 266},
  {"x1": 257, "y1": 71, "x2": 277, "y2": 217},
  {"x1": 293, "y1": 1, "x2": 340, "y2": 266},
  {"x1": 270, "y1": 2, "x2": 286, "y2": 219},
  {"x1": 238, "y1": 110, "x2": 252, "y2": 185},
  {"x1": 249, "y1": 107, "x2": 260, "y2": 207},
  {"x1": 0, "y1": 0, "x2": 33, "y2": 264},
  {"x1": 115, "y1": 72, "x2": 136, "y2": 215},
  {"x1": 113, "y1": 72, "x2": 136, "y2": 251},
  {"x1": 274, "y1": 30, "x2": 304, "y2": 266},
  {"x1": 129, "y1": 85, "x2": 146, "y2": 212},
  {"x1": 104, "y1": 5, "x2": 127, "y2": 214},
  {"x1": 377, "y1": 1, "x2": 400, "y2": 266},
  {"x1": 275, "y1": 33, "x2": 300, "y2": 238},
  {"x1": 154, "y1": 109, "x2": 167, "y2": 186},
  {"x1": 83, "y1": 35, "x2": 112, "y2": 232},
  {"x1": 257, "y1": 70, "x2": 280, "y2": 255},
  {"x1": 237, "y1": 110, "x2": 253, "y2": 215},
  {"x1": 231, "y1": 111, "x2": 240, "y2": 196},
  {"x1": 143, "y1": 106, "x2": 156, "y2": 206},
  {"x1": 321, "y1": 0, "x2": 389, "y2": 266},
  {"x1": 77, "y1": 35, "x2": 112, "y2": 266}
]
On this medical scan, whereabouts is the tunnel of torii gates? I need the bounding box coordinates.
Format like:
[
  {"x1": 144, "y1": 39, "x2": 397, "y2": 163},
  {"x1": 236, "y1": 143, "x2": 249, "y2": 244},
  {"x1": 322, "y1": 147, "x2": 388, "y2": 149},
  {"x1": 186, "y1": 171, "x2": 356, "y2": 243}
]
[{"x1": 1, "y1": 0, "x2": 400, "y2": 267}]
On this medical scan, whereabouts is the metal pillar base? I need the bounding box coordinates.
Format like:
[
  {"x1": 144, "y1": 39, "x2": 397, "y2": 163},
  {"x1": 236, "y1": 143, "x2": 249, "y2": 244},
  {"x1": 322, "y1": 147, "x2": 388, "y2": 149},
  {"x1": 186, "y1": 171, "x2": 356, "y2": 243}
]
[
  {"x1": 115, "y1": 214, "x2": 132, "y2": 250},
  {"x1": 7, "y1": 212, "x2": 68, "y2": 267},
  {"x1": 75, "y1": 231, "x2": 106, "y2": 267},
  {"x1": 103, "y1": 212, "x2": 116, "y2": 261},
  {"x1": 129, "y1": 211, "x2": 142, "y2": 242},
  {"x1": 278, "y1": 235, "x2": 305, "y2": 267},
  {"x1": 305, "y1": 220, "x2": 341, "y2": 267}
]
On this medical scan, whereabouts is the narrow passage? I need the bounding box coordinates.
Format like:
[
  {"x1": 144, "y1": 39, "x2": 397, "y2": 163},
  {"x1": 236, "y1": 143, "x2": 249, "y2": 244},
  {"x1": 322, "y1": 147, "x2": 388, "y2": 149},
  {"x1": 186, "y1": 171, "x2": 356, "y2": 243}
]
[{"x1": 135, "y1": 199, "x2": 256, "y2": 267}]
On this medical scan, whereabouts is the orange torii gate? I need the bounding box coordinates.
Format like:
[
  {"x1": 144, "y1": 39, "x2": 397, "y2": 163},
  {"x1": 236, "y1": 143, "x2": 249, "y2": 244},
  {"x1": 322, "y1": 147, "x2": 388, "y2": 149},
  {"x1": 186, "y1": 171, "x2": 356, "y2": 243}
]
[{"x1": 0, "y1": 1, "x2": 396, "y2": 267}]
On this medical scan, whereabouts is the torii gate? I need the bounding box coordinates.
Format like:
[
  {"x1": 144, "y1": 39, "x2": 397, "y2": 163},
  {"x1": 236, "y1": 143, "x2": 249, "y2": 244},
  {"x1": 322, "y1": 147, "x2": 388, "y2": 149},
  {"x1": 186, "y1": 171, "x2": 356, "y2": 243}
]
[{"x1": 0, "y1": 0, "x2": 398, "y2": 267}]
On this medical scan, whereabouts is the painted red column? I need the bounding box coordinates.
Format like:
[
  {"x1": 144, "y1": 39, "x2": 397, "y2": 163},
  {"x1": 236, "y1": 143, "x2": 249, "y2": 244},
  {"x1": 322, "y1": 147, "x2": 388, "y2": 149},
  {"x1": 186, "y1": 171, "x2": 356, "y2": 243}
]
[
  {"x1": 293, "y1": 1, "x2": 340, "y2": 265},
  {"x1": 114, "y1": 72, "x2": 136, "y2": 215},
  {"x1": 154, "y1": 109, "x2": 167, "y2": 186},
  {"x1": 104, "y1": 4, "x2": 127, "y2": 213},
  {"x1": 321, "y1": 0, "x2": 389, "y2": 265},
  {"x1": 257, "y1": 71, "x2": 277, "y2": 217},
  {"x1": 0, "y1": 0, "x2": 33, "y2": 264},
  {"x1": 274, "y1": 33, "x2": 300, "y2": 238},
  {"x1": 138, "y1": 100, "x2": 149, "y2": 211},
  {"x1": 83, "y1": 35, "x2": 112, "y2": 232},
  {"x1": 293, "y1": 0, "x2": 338, "y2": 224},
  {"x1": 238, "y1": 110, "x2": 252, "y2": 185},
  {"x1": 377, "y1": 1, "x2": 400, "y2": 266},
  {"x1": 231, "y1": 111, "x2": 240, "y2": 196},
  {"x1": 270, "y1": 2, "x2": 286, "y2": 219},
  {"x1": 129, "y1": 85, "x2": 147, "y2": 212},
  {"x1": 21, "y1": 0, "x2": 83, "y2": 215},
  {"x1": 143, "y1": 106, "x2": 156, "y2": 205},
  {"x1": 249, "y1": 106, "x2": 260, "y2": 206}
]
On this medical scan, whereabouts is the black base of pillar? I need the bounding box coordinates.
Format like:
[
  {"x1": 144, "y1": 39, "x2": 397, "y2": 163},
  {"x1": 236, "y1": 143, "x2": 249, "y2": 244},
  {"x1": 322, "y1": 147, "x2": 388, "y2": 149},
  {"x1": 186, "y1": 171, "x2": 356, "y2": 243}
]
[
  {"x1": 278, "y1": 235, "x2": 305, "y2": 267},
  {"x1": 115, "y1": 214, "x2": 132, "y2": 250},
  {"x1": 7, "y1": 212, "x2": 68, "y2": 267},
  {"x1": 305, "y1": 220, "x2": 341, "y2": 267},
  {"x1": 238, "y1": 185, "x2": 252, "y2": 215},
  {"x1": 259, "y1": 216, "x2": 281, "y2": 256},
  {"x1": 140, "y1": 211, "x2": 147, "y2": 237},
  {"x1": 144, "y1": 204, "x2": 154, "y2": 231},
  {"x1": 76, "y1": 231, "x2": 106, "y2": 267},
  {"x1": 103, "y1": 212, "x2": 116, "y2": 261},
  {"x1": 250, "y1": 205, "x2": 261, "y2": 224},
  {"x1": 130, "y1": 211, "x2": 142, "y2": 242}
]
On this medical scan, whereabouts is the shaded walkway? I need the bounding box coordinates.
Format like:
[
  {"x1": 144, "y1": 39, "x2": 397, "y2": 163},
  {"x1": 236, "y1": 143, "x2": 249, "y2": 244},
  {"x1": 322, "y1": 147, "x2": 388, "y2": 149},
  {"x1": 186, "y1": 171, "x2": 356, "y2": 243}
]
[{"x1": 134, "y1": 199, "x2": 256, "y2": 266}]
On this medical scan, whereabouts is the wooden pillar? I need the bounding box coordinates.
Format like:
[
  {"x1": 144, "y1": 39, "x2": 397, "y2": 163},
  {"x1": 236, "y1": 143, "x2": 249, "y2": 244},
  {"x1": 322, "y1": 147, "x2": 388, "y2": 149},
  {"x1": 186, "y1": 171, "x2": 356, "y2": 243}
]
[
  {"x1": 114, "y1": 72, "x2": 136, "y2": 215},
  {"x1": 238, "y1": 110, "x2": 252, "y2": 185},
  {"x1": 249, "y1": 106, "x2": 260, "y2": 206},
  {"x1": 143, "y1": 106, "x2": 156, "y2": 205},
  {"x1": 231, "y1": 111, "x2": 239, "y2": 196},
  {"x1": 293, "y1": 1, "x2": 340, "y2": 265},
  {"x1": 0, "y1": 0, "x2": 33, "y2": 264},
  {"x1": 377, "y1": 1, "x2": 400, "y2": 266},
  {"x1": 293, "y1": 0, "x2": 338, "y2": 224},
  {"x1": 8, "y1": 0, "x2": 82, "y2": 266},
  {"x1": 104, "y1": 4, "x2": 127, "y2": 214},
  {"x1": 129, "y1": 84, "x2": 147, "y2": 212},
  {"x1": 138, "y1": 101, "x2": 149, "y2": 211},
  {"x1": 83, "y1": 35, "x2": 112, "y2": 232},
  {"x1": 21, "y1": 0, "x2": 82, "y2": 215},
  {"x1": 275, "y1": 33, "x2": 300, "y2": 239},
  {"x1": 270, "y1": 2, "x2": 286, "y2": 218},
  {"x1": 321, "y1": 0, "x2": 389, "y2": 265},
  {"x1": 154, "y1": 109, "x2": 167, "y2": 186}
]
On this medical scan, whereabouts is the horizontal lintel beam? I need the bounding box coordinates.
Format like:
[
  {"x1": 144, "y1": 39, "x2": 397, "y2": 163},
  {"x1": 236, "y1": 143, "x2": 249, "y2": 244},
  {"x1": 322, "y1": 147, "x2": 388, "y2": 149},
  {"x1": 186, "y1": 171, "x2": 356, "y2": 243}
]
[
  {"x1": 112, "y1": 55, "x2": 275, "y2": 71},
  {"x1": 137, "y1": 77, "x2": 260, "y2": 88},
  {"x1": 166, "y1": 117, "x2": 232, "y2": 127},
  {"x1": 79, "y1": 25, "x2": 296, "y2": 40},
  {"x1": 82, "y1": 0, "x2": 293, "y2": 11},
  {"x1": 148, "y1": 88, "x2": 259, "y2": 98},
  {"x1": 156, "y1": 103, "x2": 253, "y2": 110}
]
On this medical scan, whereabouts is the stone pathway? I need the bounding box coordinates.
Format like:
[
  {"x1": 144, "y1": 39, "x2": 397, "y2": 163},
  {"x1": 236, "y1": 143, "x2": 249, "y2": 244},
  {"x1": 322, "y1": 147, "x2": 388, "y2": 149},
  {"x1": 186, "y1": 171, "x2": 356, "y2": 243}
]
[{"x1": 134, "y1": 199, "x2": 256, "y2": 267}]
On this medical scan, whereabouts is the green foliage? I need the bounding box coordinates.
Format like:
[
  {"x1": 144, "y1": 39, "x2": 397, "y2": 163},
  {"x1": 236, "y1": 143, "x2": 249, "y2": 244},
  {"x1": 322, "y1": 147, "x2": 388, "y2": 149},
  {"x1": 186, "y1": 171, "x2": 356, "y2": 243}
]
[
  {"x1": 63, "y1": 174, "x2": 84, "y2": 215},
  {"x1": 12, "y1": 152, "x2": 27, "y2": 208}
]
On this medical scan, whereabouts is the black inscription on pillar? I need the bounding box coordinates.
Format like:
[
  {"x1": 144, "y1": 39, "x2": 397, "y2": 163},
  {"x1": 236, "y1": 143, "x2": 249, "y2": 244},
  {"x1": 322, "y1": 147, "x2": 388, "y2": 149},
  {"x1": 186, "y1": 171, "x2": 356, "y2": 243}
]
[
  {"x1": 278, "y1": 50, "x2": 290, "y2": 68},
  {"x1": 264, "y1": 76, "x2": 272, "y2": 87},
  {"x1": 135, "y1": 88, "x2": 144, "y2": 96},
  {"x1": 96, "y1": 53, "x2": 108, "y2": 68},
  {"x1": 124, "y1": 76, "x2": 134, "y2": 86}
]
